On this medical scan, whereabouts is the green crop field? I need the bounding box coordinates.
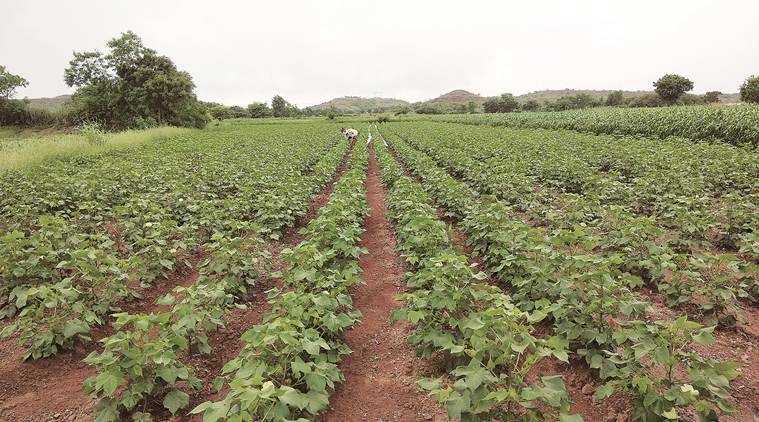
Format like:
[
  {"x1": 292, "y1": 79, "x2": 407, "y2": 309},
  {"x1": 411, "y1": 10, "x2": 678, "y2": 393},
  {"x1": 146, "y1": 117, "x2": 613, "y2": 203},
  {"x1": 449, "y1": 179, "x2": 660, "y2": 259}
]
[
  {"x1": 0, "y1": 112, "x2": 757, "y2": 422},
  {"x1": 419, "y1": 105, "x2": 759, "y2": 147}
]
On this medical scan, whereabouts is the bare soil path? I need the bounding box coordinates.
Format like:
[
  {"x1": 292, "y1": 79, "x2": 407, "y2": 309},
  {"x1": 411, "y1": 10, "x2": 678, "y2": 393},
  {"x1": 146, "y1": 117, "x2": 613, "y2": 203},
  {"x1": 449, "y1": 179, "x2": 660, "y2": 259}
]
[{"x1": 320, "y1": 145, "x2": 443, "y2": 422}]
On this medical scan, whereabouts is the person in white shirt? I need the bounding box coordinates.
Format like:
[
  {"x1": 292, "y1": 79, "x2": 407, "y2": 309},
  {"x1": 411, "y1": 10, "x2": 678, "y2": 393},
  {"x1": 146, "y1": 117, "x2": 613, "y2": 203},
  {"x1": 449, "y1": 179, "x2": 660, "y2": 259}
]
[{"x1": 341, "y1": 127, "x2": 359, "y2": 141}]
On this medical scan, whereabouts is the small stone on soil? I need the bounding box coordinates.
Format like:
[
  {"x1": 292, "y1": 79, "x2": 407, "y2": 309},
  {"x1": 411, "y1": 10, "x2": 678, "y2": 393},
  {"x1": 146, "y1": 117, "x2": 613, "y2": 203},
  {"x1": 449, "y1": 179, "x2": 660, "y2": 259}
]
[{"x1": 581, "y1": 383, "x2": 594, "y2": 395}]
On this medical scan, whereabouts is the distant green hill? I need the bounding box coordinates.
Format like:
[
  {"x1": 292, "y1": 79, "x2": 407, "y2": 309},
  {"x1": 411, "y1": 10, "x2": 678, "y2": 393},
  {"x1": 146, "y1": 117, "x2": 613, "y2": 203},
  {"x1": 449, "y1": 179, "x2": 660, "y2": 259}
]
[
  {"x1": 516, "y1": 89, "x2": 647, "y2": 102},
  {"x1": 425, "y1": 89, "x2": 487, "y2": 104},
  {"x1": 717, "y1": 92, "x2": 741, "y2": 103},
  {"x1": 311, "y1": 96, "x2": 409, "y2": 113},
  {"x1": 25, "y1": 95, "x2": 72, "y2": 111}
]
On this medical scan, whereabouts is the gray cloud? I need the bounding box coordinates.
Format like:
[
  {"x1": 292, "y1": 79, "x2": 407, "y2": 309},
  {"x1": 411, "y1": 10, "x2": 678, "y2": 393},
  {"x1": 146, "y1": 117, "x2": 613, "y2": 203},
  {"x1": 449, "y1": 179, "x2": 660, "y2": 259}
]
[{"x1": 3, "y1": 0, "x2": 758, "y2": 107}]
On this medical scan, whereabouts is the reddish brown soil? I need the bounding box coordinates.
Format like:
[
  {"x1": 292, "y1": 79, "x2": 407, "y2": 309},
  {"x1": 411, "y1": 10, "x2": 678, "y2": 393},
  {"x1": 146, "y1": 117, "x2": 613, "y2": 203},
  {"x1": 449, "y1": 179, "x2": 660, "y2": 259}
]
[
  {"x1": 16, "y1": 127, "x2": 74, "y2": 137},
  {"x1": 0, "y1": 346, "x2": 94, "y2": 422},
  {"x1": 0, "y1": 260, "x2": 205, "y2": 421},
  {"x1": 320, "y1": 145, "x2": 445, "y2": 421}
]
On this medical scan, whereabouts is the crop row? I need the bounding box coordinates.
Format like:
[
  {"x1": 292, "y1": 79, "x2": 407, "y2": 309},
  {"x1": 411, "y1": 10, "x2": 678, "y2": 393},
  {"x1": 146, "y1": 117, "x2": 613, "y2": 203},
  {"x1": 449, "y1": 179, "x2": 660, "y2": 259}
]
[
  {"x1": 378, "y1": 127, "x2": 739, "y2": 420},
  {"x1": 1, "y1": 123, "x2": 349, "y2": 361},
  {"x1": 189, "y1": 139, "x2": 369, "y2": 421},
  {"x1": 427, "y1": 104, "x2": 759, "y2": 147},
  {"x1": 374, "y1": 137, "x2": 581, "y2": 421},
  {"x1": 386, "y1": 122, "x2": 758, "y2": 325}
]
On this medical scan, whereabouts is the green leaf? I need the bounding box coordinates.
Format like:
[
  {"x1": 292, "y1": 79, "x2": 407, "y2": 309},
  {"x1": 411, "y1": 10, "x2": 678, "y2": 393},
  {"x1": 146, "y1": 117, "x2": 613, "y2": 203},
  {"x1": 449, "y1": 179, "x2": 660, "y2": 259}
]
[
  {"x1": 291, "y1": 357, "x2": 310, "y2": 375},
  {"x1": 211, "y1": 377, "x2": 225, "y2": 393},
  {"x1": 595, "y1": 383, "x2": 614, "y2": 400},
  {"x1": 693, "y1": 327, "x2": 715, "y2": 345},
  {"x1": 1, "y1": 324, "x2": 18, "y2": 338},
  {"x1": 157, "y1": 366, "x2": 179, "y2": 384},
  {"x1": 163, "y1": 389, "x2": 189, "y2": 415},
  {"x1": 417, "y1": 378, "x2": 442, "y2": 391},
  {"x1": 463, "y1": 316, "x2": 485, "y2": 330},
  {"x1": 446, "y1": 391, "x2": 470, "y2": 420},
  {"x1": 94, "y1": 398, "x2": 119, "y2": 422},
  {"x1": 189, "y1": 401, "x2": 213, "y2": 415},
  {"x1": 63, "y1": 318, "x2": 89, "y2": 339},
  {"x1": 279, "y1": 387, "x2": 308, "y2": 410},
  {"x1": 528, "y1": 309, "x2": 548, "y2": 322},
  {"x1": 155, "y1": 294, "x2": 176, "y2": 306},
  {"x1": 96, "y1": 370, "x2": 124, "y2": 396},
  {"x1": 190, "y1": 400, "x2": 230, "y2": 422},
  {"x1": 553, "y1": 349, "x2": 569, "y2": 363},
  {"x1": 408, "y1": 310, "x2": 425, "y2": 323}
]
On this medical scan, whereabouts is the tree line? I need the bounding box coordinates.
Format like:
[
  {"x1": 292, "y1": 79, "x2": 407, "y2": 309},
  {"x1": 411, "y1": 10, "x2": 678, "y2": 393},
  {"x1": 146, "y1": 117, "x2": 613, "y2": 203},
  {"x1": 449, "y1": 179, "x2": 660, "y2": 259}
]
[
  {"x1": 414, "y1": 74, "x2": 759, "y2": 115},
  {"x1": 203, "y1": 95, "x2": 324, "y2": 120}
]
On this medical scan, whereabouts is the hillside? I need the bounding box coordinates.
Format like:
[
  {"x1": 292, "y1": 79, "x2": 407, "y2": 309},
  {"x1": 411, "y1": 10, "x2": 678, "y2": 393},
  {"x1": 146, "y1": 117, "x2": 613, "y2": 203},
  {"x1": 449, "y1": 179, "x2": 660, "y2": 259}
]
[
  {"x1": 25, "y1": 94, "x2": 72, "y2": 111},
  {"x1": 426, "y1": 89, "x2": 486, "y2": 104},
  {"x1": 311, "y1": 96, "x2": 409, "y2": 113},
  {"x1": 516, "y1": 89, "x2": 647, "y2": 103},
  {"x1": 718, "y1": 92, "x2": 741, "y2": 103}
]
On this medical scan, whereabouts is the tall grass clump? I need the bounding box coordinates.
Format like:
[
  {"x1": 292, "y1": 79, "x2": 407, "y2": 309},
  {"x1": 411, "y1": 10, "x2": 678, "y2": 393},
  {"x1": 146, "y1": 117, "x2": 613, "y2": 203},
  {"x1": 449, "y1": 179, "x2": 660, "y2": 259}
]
[
  {"x1": 79, "y1": 122, "x2": 106, "y2": 146},
  {"x1": 0, "y1": 126, "x2": 193, "y2": 172}
]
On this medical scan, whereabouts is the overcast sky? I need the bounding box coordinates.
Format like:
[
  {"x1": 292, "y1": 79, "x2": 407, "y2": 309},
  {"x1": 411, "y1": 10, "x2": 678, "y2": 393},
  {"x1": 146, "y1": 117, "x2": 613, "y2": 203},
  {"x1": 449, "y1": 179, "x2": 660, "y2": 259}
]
[{"x1": 3, "y1": 0, "x2": 758, "y2": 107}]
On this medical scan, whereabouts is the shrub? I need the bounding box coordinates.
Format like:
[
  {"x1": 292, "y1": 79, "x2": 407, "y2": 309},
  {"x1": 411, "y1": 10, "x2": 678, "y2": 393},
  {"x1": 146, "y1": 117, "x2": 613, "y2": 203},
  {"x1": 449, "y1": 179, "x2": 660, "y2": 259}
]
[
  {"x1": 606, "y1": 90, "x2": 625, "y2": 106},
  {"x1": 704, "y1": 91, "x2": 722, "y2": 104},
  {"x1": 483, "y1": 93, "x2": 519, "y2": 113},
  {"x1": 79, "y1": 122, "x2": 106, "y2": 145},
  {"x1": 739, "y1": 75, "x2": 759, "y2": 104},
  {"x1": 627, "y1": 93, "x2": 663, "y2": 108}
]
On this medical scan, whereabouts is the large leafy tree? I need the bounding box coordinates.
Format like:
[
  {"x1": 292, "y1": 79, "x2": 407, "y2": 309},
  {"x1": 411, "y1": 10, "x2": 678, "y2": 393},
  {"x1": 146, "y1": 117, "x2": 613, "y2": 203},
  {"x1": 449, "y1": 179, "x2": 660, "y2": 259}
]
[
  {"x1": 653, "y1": 74, "x2": 694, "y2": 105},
  {"x1": 64, "y1": 31, "x2": 208, "y2": 129},
  {"x1": 271, "y1": 95, "x2": 292, "y2": 117},
  {"x1": 0, "y1": 65, "x2": 28, "y2": 99},
  {"x1": 739, "y1": 75, "x2": 759, "y2": 104},
  {"x1": 0, "y1": 66, "x2": 31, "y2": 125}
]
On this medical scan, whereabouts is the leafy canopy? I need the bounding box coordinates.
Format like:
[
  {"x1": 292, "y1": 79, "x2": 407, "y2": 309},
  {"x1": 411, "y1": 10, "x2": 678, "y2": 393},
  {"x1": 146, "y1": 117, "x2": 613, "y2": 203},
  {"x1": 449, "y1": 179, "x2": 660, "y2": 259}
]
[
  {"x1": 0, "y1": 65, "x2": 29, "y2": 99},
  {"x1": 483, "y1": 93, "x2": 519, "y2": 113},
  {"x1": 654, "y1": 74, "x2": 694, "y2": 104},
  {"x1": 64, "y1": 31, "x2": 208, "y2": 129},
  {"x1": 271, "y1": 94, "x2": 299, "y2": 117},
  {"x1": 247, "y1": 102, "x2": 272, "y2": 118},
  {"x1": 739, "y1": 75, "x2": 759, "y2": 104}
]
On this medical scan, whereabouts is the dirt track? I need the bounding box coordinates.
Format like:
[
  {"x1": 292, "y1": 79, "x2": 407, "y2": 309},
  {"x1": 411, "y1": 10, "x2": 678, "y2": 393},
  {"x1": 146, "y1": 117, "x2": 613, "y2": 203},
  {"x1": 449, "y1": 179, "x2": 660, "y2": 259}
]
[{"x1": 320, "y1": 144, "x2": 444, "y2": 421}]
